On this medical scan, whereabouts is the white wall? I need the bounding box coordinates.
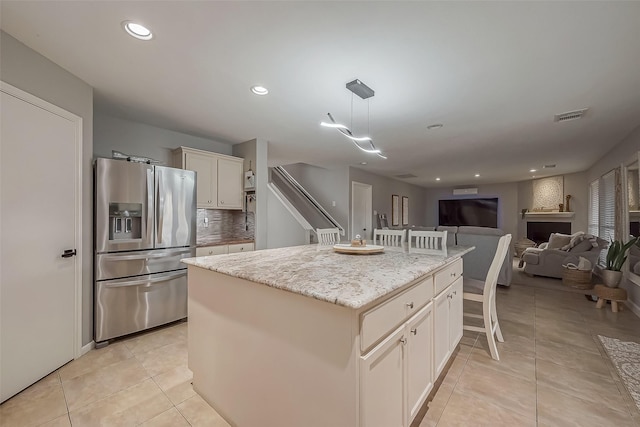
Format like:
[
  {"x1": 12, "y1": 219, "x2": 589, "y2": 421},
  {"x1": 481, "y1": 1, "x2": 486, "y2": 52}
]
[
  {"x1": 94, "y1": 112, "x2": 232, "y2": 165},
  {"x1": 1, "y1": 31, "x2": 94, "y2": 345},
  {"x1": 425, "y1": 182, "x2": 519, "y2": 239},
  {"x1": 349, "y1": 167, "x2": 429, "y2": 239}
]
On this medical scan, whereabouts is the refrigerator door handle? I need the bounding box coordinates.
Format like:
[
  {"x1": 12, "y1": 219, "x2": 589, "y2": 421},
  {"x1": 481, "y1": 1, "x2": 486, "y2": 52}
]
[
  {"x1": 100, "y1": 250, "x2": 191, "y2": 261},
  {"x1": 103, "y1": 270, "x2": 186, "y2": 288},
  {"x1": 146, "y1": 168, "x2": 154, "y2": 244},
  {"x1": 156, "y1": 168, "x2": 164, "y2": 244}
]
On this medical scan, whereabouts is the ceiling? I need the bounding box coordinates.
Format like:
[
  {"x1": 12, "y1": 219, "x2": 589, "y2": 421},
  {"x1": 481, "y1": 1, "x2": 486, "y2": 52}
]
[{"x1": 2, "y1": 1, "x2": 640, "y2": 188}]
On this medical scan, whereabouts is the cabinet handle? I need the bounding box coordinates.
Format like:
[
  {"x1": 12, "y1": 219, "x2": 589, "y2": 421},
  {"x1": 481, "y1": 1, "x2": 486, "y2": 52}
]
[
  {"x1": 406, "y1": 302, "x2": 414, "y2": 309},
  {"x1": 400, "y1": 337, "x2": 407, "y2": 345},
  {"x1": 450, "y1": 272, "x2": 457, "y2": 277},
  {"x1": 447, "y1": 294, "x2": 452, "y2": 299},
  {"x1": 220, "y1": 200, "x2": 224, "y2": 204},
  {"x1": 411, "y1": 328, "x2": 417, "y2": 335},
  {"x1": 453, "y1": 290, "x2": 457, "y2": 295}
]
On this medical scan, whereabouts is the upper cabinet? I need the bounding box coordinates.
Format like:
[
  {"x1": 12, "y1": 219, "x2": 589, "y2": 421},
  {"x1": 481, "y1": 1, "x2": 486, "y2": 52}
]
[{"x1": 173, "y1": 147, "x2": 243, "y2": 210}]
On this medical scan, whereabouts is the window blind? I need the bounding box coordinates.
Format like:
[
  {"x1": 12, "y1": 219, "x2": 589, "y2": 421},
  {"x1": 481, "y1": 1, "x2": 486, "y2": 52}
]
[
  {"x1": 599, "y1": 170, "x2": 616, "y2": 265},
  {"x1": 588, "y1": 179, "x2": 599, "y2": 238}
]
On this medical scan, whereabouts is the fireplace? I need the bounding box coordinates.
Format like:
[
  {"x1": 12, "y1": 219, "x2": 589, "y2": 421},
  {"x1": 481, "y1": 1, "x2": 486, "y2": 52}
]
[{"x1": 527, "y1": 221, "x2": 571, "y2": 245}]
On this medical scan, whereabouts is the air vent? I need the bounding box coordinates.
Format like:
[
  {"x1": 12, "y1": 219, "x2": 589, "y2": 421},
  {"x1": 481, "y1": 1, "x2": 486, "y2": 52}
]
[
  {"x1": 554, "y1": 108, "x2": 588, "y2": 122},
  {"x1": 543, "y1": 164, "x2": 556, "y2": 169},
  {"x1": 395, "y1": 173, "x2": 417, "y2": 179}
]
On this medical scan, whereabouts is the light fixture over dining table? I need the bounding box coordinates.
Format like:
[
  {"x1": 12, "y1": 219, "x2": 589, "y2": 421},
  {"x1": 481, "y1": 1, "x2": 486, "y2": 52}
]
[{"x1": 321, "y1": 79, "x2": 387, "y2": 159}]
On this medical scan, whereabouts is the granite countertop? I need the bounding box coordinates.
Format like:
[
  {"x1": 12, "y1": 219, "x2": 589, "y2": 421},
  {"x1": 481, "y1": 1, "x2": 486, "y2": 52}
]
[
  {"x1": 196, "y1": 238, "x2": 255, "y2": 248},
  {"x1": 182, "y1": 244, "x2": 474, "y2": 309}
]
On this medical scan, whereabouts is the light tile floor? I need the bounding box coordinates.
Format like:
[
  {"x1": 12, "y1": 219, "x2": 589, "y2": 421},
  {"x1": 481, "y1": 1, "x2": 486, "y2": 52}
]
[{"x1": 2, "y1": 283, "x2": 640, "y2": 426}]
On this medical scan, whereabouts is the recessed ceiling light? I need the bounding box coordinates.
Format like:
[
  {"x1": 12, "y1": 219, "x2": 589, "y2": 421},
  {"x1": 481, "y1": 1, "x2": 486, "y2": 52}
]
[
  {"x1": 360, "y1": 162, "x2": 367, "y2": 165},
  {"x1": 122, "y1": 21, "x2": 153, "y2": 40},
  {"x1": 251, "y1": 85, "x2": 269, "y2": 96},
  {"x1": 427, "y1": 123, "x2": 444, "y2": 130},
  {"x1": 474, "y1": 173, "x2": 480, "y2": 178},
  {"x1": 530, "y1": 169, "x2": 537, "y2": 173},
  {"x1": 436, "y1": 177, "x2": 441, "y2": 181}
]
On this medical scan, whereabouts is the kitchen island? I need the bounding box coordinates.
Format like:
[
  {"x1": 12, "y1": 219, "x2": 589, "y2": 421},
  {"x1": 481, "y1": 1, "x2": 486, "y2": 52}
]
[{"x1": 182, "y1": 243, "x2": 474, "y2": 427}]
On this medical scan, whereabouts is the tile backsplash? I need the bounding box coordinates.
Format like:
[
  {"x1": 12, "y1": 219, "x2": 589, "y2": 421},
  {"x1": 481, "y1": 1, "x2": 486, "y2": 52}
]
[{"x1": 197, "y1": 209, "x2": 255, "y2": 245}]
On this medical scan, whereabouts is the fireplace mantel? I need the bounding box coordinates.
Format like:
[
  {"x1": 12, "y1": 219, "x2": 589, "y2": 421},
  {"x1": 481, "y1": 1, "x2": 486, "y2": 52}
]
[{"x1": 524, "y1": 212, "x2": 575, "y2": 219}]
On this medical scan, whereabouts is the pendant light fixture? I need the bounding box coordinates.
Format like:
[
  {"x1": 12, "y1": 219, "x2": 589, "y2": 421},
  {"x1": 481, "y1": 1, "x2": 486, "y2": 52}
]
[{"x1": 321, "y1": 79, "x2": 387, "y2": 159}]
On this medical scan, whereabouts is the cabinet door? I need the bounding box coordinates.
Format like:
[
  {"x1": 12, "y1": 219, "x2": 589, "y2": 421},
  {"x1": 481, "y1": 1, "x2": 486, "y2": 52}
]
[
  {"x1": 195, "y1": 246, "x2": 228, "y2": 257},
  {"x1": 360, "y1": 326, "x2": 405, "y2": 427},
  {"x1": 449, "y1": 278, "x2": 463, "y2": 352},
  {"x1": 185, "y1": 152, "x2": 216, "y2": 208},
  {"x1": 217, "y1": 158, "x2": 243, "y2": 209},
  {"x1": 433, "y1": 289, "x2": 450, "y2": 378},
  {"x1": 228, "y1": 243, "x2": 254, "y2": 253},
  {"x1": 407, "y1": 303, "x2": 433, "y2": 423}
]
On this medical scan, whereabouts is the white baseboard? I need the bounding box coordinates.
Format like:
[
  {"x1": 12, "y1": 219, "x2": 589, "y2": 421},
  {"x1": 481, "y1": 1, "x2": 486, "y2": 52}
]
[
  {"x1": 625, "y1": 298, "x2": 640, "y2": 319},
  {"x1": 80, "y1": 341, "x2": 95, "y2": 357}
]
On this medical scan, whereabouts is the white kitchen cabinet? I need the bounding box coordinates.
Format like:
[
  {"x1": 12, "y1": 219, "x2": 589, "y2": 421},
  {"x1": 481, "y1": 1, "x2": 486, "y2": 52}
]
[
  {"x1": 217, "y1": 157, "x2": 243, "y2": 208},
  {"x1": 406, "y1": 304, "x2": 433, "y2": 421},
  {"x1": 195, "y1": 245, "x2": 229, "y2": 257},
  {"x1": 433, "y1": 276, "x2": 464, "y2": 378},
  {"x1": 361, "y1": 296, "x2": 434, "y2": 427},
  {"x1": 174, "y1": 146, "x2": 243, "y2": 210},
  {"x1": 228, "y1": 242, "x2": 254, "y2": 253},
  {"x1": 360, "y1": 326, "x2": 405, "y2": 427},
  {"x1": 196, "y1": 243, "x2": 254, "y2": 257}
]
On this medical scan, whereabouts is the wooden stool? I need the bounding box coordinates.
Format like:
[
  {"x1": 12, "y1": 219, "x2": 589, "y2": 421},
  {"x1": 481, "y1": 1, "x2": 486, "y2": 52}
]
[{"x1": 594, "y1": 284, "x2": 627, "y2": 313}]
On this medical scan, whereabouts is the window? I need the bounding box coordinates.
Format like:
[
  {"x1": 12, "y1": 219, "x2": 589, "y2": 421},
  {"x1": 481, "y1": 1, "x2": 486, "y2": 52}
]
[
  {"x1": 590, "y1": 169, "x2": 617, "y2": 265},
  {"x1": 588, "y1": 179, "x2": 599, "y2": 237}
]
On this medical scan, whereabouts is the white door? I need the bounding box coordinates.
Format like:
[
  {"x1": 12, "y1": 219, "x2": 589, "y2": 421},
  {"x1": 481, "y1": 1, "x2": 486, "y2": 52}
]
[
  {"x1": 1, "y1": 83, "x2": 81, "y2": 403},
  {"x1": 351, "y1": 181, "x2": 372, "y2": 240}
]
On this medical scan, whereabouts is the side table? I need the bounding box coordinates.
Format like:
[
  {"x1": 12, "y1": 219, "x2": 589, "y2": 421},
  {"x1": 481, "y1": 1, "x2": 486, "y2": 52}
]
[{"x1": 594, "y1": 284, "x2": 627, "y2": 313}]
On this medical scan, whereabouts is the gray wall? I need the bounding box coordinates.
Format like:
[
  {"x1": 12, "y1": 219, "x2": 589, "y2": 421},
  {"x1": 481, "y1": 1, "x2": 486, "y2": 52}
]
[
  {"x1": 266, "y1": 187, "x2": 309, "y2": 249},
  {"x1": 283, "y1": 163, "x2": 350, "y2": 234},
  {"x1": 94, "y1": 112, "x2": 232, "y2": 165},
  {"x1": 425, "y1": 182, "x2": 519, "y2": 239},
  {"x1": 233, "y1": 138, "x2": 269, "y2": 249},
  {"x1": 586, "y1": 125, "x2": 640, "y2": 313},
  {"x1": 349, "y1": 167, "x2": 429, "y2": 239},
  {"x1": 1, "y1": 31, "x2": 95, "y2": 346},
  {"x1": 516, "y1": 172, "x2": 588, "y2": 240}
]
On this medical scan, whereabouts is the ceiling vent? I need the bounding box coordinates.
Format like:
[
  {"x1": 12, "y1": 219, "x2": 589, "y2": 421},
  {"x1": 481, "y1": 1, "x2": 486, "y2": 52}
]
[
  {"x1": 395, "y1": 173, "x2": 417, "y2": 179},
  {"x1": 554, "y1": 108, "x2": 588, "y2": 123}
]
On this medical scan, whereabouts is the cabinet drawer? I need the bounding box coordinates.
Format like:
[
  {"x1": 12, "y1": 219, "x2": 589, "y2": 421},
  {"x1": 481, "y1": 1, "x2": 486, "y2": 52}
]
[
  {"x1": 434, "y1": 258, "x2": 462, "y2": 295},
  {"x1": 195, "y1": 246, "x2": 228, "y2": 257},
  {"x1": 228, "y1": 242, "x2": 254, "y2": 253},
  {"x1": 361, "y1": 276, "x2": 433, "y2": 352}
]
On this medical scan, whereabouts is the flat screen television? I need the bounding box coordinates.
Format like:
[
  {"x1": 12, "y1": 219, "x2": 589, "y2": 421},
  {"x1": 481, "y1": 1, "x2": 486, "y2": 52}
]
[{"x1": 439, "y1": 198, "x2": 498, "y2": 228}]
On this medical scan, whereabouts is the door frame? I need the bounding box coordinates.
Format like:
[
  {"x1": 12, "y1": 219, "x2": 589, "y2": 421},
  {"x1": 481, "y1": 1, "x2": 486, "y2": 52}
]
[
  {"x1": 351, "y1": 181, "x2": 372, "y2": 240},
  {"x1": 1, "y1": 81, "x2": 84, "y2": 358}
]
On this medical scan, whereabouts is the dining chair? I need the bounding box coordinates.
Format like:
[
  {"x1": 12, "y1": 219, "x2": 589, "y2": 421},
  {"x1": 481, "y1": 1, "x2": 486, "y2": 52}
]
[
  {"x1": 462, "y1": 233, "x2": 512, "y2": 361},
  {"x1": 372, "y1": 229, "x2": 405, "y2": 247},
  {"x1": 316, "y1": 228, "x2": 340, "y2": 245},
  {"x1": 408, "y1": 230, "x2": 448, "y2": 255}
]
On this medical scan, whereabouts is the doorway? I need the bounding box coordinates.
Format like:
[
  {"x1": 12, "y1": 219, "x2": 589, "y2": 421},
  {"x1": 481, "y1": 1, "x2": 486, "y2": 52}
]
[
  {"x1": 1, "y1": 82, "x2": 82, "y2": 402},
  {"x1": 351, "y1": 181, "x2": 372, "y2": 240}
]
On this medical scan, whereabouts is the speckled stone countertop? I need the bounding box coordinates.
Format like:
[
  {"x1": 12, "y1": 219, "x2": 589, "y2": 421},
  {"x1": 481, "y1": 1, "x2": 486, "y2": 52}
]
[
  {"x1": 182, "y1": 244, "x2": 474, "y2": 309},
  {"x1": 196, "y1": 238, "x2": 255, "y2": 248}
]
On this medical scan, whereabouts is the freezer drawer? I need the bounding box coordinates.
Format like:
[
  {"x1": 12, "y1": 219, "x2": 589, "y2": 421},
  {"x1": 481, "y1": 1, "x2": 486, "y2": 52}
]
[
  {"x1": 95, "y1": 270, "x2": 187, "y2": 343},
  {"x1": 95, "y1": 247, "x2": 194, "y2": 281}
]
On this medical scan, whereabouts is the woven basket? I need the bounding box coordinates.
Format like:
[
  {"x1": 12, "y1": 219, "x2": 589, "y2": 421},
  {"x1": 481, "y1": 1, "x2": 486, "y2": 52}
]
[
  {"x1": 515, "y1": 239, "x2": 536, "y2": 257},
  {"x1": 562, "y1": 268, "x2": 593, "y2": 289}
]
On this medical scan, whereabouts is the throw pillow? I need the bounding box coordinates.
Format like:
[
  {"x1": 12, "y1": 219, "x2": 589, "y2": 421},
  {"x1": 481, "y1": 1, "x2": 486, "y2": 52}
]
[
  {"x1": 548, "y1": 233, "x2": 572, "y2": 250},
  {"x1": 569, "y1": 238, "x2": 595, "y2": 253},
  {"x1": 560, "y1": 232, "x2": 586, "y2": 251}
]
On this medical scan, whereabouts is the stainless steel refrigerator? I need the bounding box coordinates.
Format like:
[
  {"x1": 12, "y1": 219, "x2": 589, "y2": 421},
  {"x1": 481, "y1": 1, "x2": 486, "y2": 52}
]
[{"x1": 94, "y1": 158, "x2": 196, "y2": 345}]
